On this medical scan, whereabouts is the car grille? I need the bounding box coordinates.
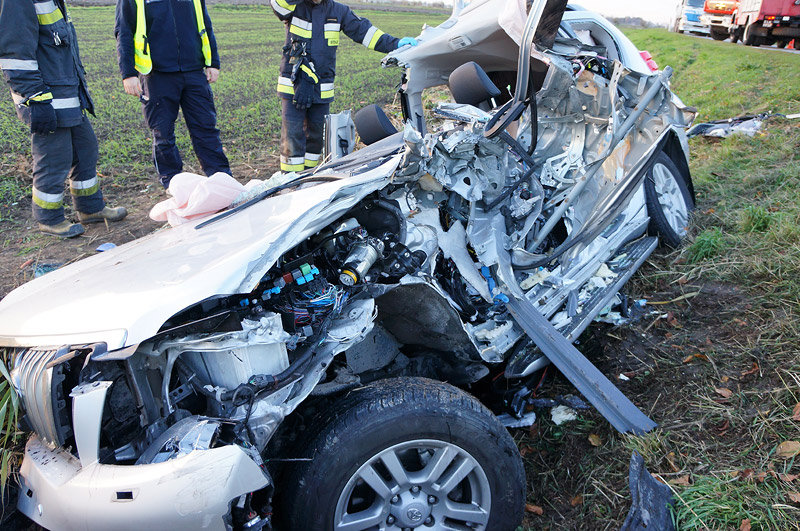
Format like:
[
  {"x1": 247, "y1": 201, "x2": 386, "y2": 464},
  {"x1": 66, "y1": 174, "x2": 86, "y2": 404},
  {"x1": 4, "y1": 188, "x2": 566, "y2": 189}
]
[{"x1": 13, "y1": 346, "x2": 73, "y2": 447}]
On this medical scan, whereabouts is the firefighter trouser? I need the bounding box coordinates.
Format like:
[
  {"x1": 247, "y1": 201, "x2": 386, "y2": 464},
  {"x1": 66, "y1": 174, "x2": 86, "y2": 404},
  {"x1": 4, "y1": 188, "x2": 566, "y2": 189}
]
[
  {"x1": 141, "y1": 70, "x2": 230, "y2": 188},
  {"x1": 31, "y1": 116, "x2": 105, "y2": 226},
  {"x1": 280, "y1": 99, "x2": 329, "y2": 172}
]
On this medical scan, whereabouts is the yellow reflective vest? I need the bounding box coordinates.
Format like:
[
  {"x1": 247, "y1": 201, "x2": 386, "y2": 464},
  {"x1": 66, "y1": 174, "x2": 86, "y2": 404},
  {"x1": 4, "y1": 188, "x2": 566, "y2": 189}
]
[{"x1": 133, "y1": 0, "x2": 211, "y2": 75}]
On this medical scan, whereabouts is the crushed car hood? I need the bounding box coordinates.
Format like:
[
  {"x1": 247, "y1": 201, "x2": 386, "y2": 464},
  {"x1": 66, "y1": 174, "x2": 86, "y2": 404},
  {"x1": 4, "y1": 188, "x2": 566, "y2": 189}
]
[{"x1": 0, "y1": 158, "x2": 400, "y2": 350}]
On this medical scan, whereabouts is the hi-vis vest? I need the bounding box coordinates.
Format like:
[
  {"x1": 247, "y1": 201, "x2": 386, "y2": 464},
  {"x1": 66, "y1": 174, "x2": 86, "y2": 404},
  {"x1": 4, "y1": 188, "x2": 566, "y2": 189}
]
[{"x1": 133, "y1": 0, "x2": 211, "y2": 74}]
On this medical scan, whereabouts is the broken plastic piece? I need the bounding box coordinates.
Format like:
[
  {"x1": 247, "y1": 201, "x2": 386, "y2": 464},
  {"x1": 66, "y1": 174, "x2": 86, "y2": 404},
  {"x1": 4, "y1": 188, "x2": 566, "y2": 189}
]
[
  {"x1": 33, "y1": 263, "x2": 61, "y2": 278},
  {"x1": 95, "y1": 242, "x2": 116, "y2": 252},
  {"x1": 686, "y1": 113, "x2": 778, "y2": 138},
  {"x1": 621, "y1": 453, "x2": 675, "y2": 531}
]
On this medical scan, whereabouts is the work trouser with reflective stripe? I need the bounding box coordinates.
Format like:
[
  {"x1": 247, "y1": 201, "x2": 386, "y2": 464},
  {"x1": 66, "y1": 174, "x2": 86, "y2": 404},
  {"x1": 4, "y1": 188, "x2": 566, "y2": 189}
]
[
  {"x1": 141, "y1": 70, "x2": 230, "y2": 188},
  {"x1": 31, "y1": 116, "x2": 104, "y2": 225},
  {"x1": 280, "y1": 99, "x2": 329, "y2": 172}
]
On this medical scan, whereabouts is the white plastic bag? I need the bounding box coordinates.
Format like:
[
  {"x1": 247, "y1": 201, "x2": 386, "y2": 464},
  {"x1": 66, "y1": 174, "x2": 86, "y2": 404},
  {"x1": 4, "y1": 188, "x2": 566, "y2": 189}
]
[{"x1": 149, "y1": 172, "x2": 245, "y2": 227}]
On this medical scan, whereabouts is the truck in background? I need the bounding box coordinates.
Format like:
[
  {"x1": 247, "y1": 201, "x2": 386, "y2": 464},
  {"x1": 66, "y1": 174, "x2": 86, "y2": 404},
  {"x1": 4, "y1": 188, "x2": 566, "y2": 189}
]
[
  {"x1": 731, "y1": 0, "x2": 800, "y2": 47},
  {"x1": 674, "y1": 0, "x2": 711, "y2": 35},
  {"x1": 702, "y1": 0, "x2": 740, "y2": 40}
]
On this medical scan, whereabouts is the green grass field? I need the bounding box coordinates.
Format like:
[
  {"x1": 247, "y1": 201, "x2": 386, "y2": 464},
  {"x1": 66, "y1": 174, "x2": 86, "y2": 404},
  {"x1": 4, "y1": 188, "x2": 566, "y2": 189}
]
[{"x1": 1, "y1": 6, "x2": 800, "y2": 530}]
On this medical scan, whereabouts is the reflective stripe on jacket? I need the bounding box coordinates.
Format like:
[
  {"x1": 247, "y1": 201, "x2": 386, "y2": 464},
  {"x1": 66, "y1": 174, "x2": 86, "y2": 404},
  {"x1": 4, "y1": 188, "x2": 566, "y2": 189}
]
[
  {"x1": 270, "y1": 0, "x2": 399, "y2": 103},
  {"x1": 115, "y1": 0, "x2": 220, "y2": 79},
  {"x1": 0, "y1": 0, "x2": 94, "y2": 128}
]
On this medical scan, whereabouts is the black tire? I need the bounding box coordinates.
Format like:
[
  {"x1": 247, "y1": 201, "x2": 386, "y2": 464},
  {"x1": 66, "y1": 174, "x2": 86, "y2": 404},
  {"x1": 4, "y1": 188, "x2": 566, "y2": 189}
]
[
  {"x1": 279, "y1": 377, "x2": 525, "y2": 530},
  {"x1": 776, "y1": 40, "x2": 788, "y2": 49},
  {"x1": 794, "y1": 39, "x2": 800, "y2": 50},
  {"x1": 644, "y1": 152, "x2": 694, "y2": 248},
  {"x1": 710, "y1": 28, "x2": 728, "y2": 41},
  {"x1": 743, "y1": 23, "x2": 760, "y2": 46}
]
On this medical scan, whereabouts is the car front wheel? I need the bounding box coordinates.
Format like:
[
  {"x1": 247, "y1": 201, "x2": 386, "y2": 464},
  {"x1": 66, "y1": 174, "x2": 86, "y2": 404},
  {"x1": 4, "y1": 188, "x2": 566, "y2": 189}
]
[
  {"x1": 645, "y1": 152, "x2": 694, "y2": 247},
  {"x1": 710, "y1": 28, "x2": 728, "y2": 41},
  {"x1": 280, "y1": 377, "x2": 525, "y2": 530}
]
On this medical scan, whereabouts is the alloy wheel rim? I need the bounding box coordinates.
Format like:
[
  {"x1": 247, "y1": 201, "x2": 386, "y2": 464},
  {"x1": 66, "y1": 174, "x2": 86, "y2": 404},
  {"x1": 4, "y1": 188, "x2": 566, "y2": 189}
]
[
  {"x1": 333, "y1": 439, "x2": 492, "y2": 530},
  {"x1": 652, "y1": 163, "x2": 689, "y2": 237}
]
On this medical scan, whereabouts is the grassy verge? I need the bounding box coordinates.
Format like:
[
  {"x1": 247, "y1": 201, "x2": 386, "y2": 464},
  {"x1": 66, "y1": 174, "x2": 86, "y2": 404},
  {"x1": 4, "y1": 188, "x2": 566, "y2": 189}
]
[
  {"x1": 0, "y1": 349, "x2": 20, "y2": 498},
  {"x1": 629, "y1": 29, "x2": 800, "y2": 305}
]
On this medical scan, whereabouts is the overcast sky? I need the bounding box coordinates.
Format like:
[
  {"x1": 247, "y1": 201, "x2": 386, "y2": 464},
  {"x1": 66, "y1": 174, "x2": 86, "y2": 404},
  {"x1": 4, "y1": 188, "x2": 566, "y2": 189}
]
[{"x1": 573, "y1": 0, "x2": 679, "y2": 25}]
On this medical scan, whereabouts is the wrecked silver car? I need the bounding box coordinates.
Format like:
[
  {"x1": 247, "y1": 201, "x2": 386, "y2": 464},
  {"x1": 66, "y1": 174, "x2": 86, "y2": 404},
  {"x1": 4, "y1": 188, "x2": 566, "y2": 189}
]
[{"x1": 0, "y1": 1, "x2": 695, "y2": 529}]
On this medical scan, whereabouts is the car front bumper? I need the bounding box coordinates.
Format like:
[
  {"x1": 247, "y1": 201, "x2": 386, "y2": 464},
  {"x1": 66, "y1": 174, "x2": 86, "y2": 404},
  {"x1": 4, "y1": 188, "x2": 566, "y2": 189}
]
[
  {"x1": 681, "y1": 20, "x2": 710, "y2": 33},
  {"x1": 17, "y1": 434, "x2": 270, "y2": 531}
]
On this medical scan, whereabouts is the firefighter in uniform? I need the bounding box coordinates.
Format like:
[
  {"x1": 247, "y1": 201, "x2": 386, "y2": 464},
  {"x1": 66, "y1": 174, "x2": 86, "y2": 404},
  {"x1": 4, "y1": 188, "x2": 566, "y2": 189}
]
[
  {"x1": 115, "y1": 0, "x2": 230, "y2": 188},
  {"x1": 270, "y1": 0, "x2": 417, "y2": 173},
  {"x1": 0, "y1": 0, "x2": 127, "y2": 238}
]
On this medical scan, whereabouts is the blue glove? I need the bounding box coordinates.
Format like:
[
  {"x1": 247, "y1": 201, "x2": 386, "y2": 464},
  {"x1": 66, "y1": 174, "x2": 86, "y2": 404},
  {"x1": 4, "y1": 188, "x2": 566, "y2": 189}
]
[{"x1": 397, "y1": 37, "x2": 418, "y2": 48}]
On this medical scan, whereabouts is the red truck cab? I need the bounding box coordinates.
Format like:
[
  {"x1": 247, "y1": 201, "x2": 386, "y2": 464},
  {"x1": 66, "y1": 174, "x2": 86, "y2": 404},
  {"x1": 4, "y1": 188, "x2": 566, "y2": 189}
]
[{"x1": 732, "y1": 0, "x2": 800, "y2": 47}]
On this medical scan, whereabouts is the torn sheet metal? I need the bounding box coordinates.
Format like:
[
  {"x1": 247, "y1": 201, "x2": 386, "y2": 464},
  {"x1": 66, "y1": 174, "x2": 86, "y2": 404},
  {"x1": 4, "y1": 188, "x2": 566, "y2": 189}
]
[
  {"x1": 398, "y1": 122, "x2": 509, "y2": 202},
  {"x1": 432, "y1": 102, "x2": 492, "y2": 124}
]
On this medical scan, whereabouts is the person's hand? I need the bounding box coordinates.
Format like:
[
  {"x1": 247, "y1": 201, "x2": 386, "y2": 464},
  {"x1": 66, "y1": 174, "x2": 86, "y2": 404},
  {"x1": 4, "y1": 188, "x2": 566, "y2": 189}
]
[
  {"x1": 293, "y1": 76, "x2": 315, "y2": 110},
  {"x1": 206, "y1": 67, "x2": 220, "y2": 83},
  {"x1": 397, "y1": 37, "x2": 418, "y2": 48},
  {"x1": 29, "y1": 101, "x2": 57, "y2": 135},
  {"x1": 123, "y1": 76, "x2": 142, "y2": 97}
]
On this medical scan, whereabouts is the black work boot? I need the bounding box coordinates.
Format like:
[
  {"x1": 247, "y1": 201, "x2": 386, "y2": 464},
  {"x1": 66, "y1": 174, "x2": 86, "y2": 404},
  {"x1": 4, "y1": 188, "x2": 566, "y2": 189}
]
[
  {"x1": 77, "y1": 206, "x2": 128, "y2": 224},
  {"x1": 38, "y1": 220, "x2": 84, "y2": 238}
]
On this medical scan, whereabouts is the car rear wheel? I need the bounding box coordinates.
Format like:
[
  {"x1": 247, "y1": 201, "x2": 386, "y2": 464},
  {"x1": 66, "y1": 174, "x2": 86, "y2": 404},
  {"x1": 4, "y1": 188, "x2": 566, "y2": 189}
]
[
  {"x1": 793, "y1": 39, "x2": 800, "y2": 50},
  {"x1": 279, "y1": 377, "x2": 525, "y2": 530},
  {"x1": 645, "y1": 152, "x2": 694, "y2": 247}
]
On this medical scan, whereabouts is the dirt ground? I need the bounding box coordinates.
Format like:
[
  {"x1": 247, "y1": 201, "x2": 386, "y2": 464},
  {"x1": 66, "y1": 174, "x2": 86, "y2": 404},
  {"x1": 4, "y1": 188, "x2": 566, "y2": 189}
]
[
  {"x1": 0, "y1": 156, "x2": 279, "y2": 300},
  {"x1": 515, "y1": 262, "x2": 797, "y2": 528}
]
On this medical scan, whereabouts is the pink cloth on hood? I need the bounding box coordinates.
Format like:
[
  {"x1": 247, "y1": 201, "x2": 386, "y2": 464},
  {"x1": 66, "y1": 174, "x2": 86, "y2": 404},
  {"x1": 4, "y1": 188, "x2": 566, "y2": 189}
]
[{"x1": 149, "y1": 172, "x2": 245, "y2": 227}]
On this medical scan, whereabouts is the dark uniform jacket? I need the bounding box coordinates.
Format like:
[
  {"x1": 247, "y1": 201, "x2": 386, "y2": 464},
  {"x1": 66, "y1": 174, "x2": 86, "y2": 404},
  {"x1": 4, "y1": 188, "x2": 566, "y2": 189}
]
[
  {"x1": 0, "y1": 0, "x2": 94, "y2": 128},
  {"x1": 115, "y1": 0, "x2": 221, "y2": 79},
  {"x1": 270, "y1": 0, "x2": 399, "y2": 104}
]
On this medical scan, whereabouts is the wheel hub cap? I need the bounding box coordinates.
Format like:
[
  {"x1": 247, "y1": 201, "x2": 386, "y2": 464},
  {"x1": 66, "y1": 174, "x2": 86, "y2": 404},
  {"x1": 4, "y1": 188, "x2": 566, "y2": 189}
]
[
  {"x1": 393, "y1": 493, "x2": 430, "y2": 528},
  {"x1": 652, "y1": 162, "x2": 689, "y2": 237},
  {"x1": 334, "y1": 439, "x2": 491, "y2": 530}
]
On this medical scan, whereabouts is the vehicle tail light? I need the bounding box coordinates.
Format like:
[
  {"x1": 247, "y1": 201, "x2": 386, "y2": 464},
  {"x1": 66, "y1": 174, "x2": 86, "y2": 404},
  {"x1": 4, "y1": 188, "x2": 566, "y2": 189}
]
[{"x1": 640, "y1": 51, "x2": 659, "y2": 73}]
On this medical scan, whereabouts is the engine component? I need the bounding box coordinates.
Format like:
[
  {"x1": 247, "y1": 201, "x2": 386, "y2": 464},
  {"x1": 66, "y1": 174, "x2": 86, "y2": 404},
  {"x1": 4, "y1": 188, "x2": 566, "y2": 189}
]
[
  {"x1": 176, "y1": 315, "x2": 290, "y2": 391},
  {"x1": 383, "y1": 242, "x2": 427, "y2": 279},
  {"x1": 136, "y1": 416, "x2": 221, "y2": 465},
  {"x1": 340, "y1": 237, "x2": 384, "y2": 285},
  {"x1": 260, "y1": 262, "x2": 347, "y2": 346}
]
